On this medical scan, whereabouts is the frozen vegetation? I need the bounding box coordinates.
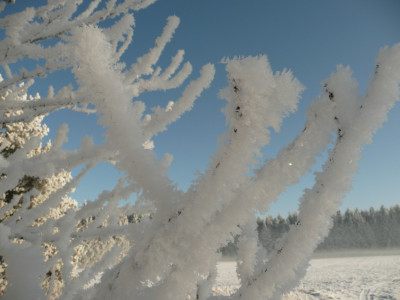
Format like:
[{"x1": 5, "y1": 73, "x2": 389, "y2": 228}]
[{"x1": 0, "y1": 1, "x2": 399, "y2": 299}]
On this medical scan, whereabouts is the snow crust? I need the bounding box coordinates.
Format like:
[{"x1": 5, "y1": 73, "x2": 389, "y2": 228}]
[{"x1": 211, "y1": 253, "x2": 400, "y2": 299}]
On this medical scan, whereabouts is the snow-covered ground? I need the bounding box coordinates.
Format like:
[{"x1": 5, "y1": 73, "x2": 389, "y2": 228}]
[{"x1": 212, "y1": 250, "x2": 400, "y2": 299}]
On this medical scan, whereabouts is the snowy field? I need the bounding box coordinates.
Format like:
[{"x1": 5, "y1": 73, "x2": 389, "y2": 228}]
[{"x1": 212, "y1": 250, "x2": 400, "y2": 299}]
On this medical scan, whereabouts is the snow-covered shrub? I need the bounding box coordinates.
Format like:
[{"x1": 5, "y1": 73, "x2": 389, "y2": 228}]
[
  {"x1": 0, "y1": 1, "x2": 399, "y2": 299},
  {"x1": 0, "y1": 74, "x2": 80, "y2": 298}
]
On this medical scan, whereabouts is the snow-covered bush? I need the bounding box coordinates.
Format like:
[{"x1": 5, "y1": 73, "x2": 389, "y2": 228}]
[
  {"x1": 0, "y1": 74, "x2": 79, "y2": 298},
  {"x1": 0, "y1": 1, "x2": 399, "y2": 299}
]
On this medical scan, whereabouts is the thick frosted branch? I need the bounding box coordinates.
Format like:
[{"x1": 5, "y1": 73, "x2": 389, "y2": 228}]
[
  {"x1": 0, "y1": 96, "x2": 89, "y2": 124},
  {"x1": 69, "y1": 24, "x2": 185, "y2": 268},
  {"x1": 27, "y1": 0, "x2": 152, "y2": 44},
  {"x1": 116, "y1": 29, "x2": 134, "y2": 61},
  {"x1": 161, "y1": 49, "x2": 185, "y2": 80},
  {"x1": 126, "y1": 16, "x2": 180, "y2": 81},
  {"x1": 133, "y1": 61, "x2": 192, "y2": 95},
  {"x1": 239, "y1": 43, "x2": 400, "y2": 300},
  {"x1": 103, "y1": 14, "x2": 135, "y2": 60},
  {"x1": 150, "y1": 91, "x2": 336, "y2": 300},
  {"x1": 104, "y1": 56, "x2": 304, "y2": 300},
  {"x1": 0, "y1": 96, "x2": 76, "y2": 112},
  {"x1": 142, "y1": 63, "x2": 213, "y2": 139},
  {"x1": 75, "y1": 0, "x2": 102, "y2": 20},
  {"x1": 236, "y1": 220, "x2": 259, "y2": 287},
  {"x1": 0, "y1": 0, "x2": 152, "y2": 66},
  {"x1": 0, "y1": 60, "x2": 71, "y2": 92}
]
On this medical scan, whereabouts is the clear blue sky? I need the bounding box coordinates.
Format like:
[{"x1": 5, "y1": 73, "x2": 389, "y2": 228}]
[{"x1": 2, "y1": 0, "x2": 399, "y2": 216}]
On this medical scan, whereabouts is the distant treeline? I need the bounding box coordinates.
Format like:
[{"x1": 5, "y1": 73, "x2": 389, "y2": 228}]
[{"x1": 221, "y1": 205, "x2": 400, "y2": 255}]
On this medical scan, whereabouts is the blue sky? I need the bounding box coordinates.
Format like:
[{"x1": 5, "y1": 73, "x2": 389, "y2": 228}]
[{"x1": 2, "y1": 0, "x2": 400, "y2": 216}]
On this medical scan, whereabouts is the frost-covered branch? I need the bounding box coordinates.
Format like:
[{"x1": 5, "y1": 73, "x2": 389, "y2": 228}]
[
  {"x1": 94, "y1": 56, "x2": 304, "y2": 300},
  {"x1": 125, "y1": 15, "x2": 180, "y2": 81},
  {"x1": 237, "y1": 44, "x2": 400, "y2": 300},
  {"x1": 142, "y1": 63, "x2": 214, "y2": 139}
]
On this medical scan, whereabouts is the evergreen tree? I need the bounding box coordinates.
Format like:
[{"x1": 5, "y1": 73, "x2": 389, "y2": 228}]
[{"x1": 258, "y1": 206, "x2": 400, "y2": 252}]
